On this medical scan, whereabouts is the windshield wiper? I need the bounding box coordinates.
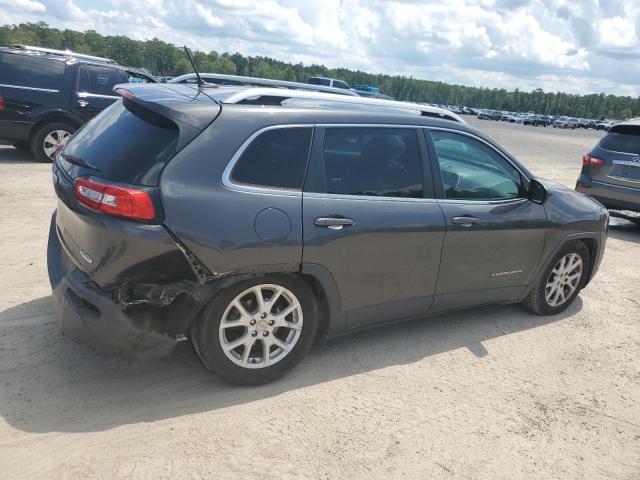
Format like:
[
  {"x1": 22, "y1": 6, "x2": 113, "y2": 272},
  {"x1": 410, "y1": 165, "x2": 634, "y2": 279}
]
[{"x1": 61, "y1": 153, "x2": 99, "y2": 171}]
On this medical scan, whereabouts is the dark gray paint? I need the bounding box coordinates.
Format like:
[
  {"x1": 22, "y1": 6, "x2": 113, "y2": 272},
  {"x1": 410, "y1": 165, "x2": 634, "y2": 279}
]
[{"x1": 48, "y1": 95, "x2": 609, "y2": 356}]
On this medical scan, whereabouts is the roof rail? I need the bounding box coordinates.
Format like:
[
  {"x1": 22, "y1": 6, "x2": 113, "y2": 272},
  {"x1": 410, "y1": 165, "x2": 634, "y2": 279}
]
[
  {"x1": 221, "y1": 88, "x2": 466, "y2": 123},
  {"x1": 169, "y1": 73, "x2": 358, "y2": 97},
  {"x1": 9, "y1": 44, "x2": 117, "y2": 64}
]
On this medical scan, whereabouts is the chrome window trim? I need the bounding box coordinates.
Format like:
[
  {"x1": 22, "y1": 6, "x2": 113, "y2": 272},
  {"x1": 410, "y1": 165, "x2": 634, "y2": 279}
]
[
  {"x1": 0, "y1": 83, "x2": 59, "y2": 93},
  {"x1": 612, "y1": 159, "x2": 640, "y2": 167},
  {"x1": 221, "y1": 124, "x2": 313, "y2": 197},
  {"x1": 221, "y1": 123, "x2": 530, "y2": 204},
  {"x1": 436, "y1": 197, "x2": 530, "y2": 206},
  {"x1": 427, "y1": 126, "x2": 531, "y2": 204},
  {"x1": 303, "y1": 191, "x2": 438, "y2": 203},
  {"x1": 607, "y1": 174, "x2": 640, "y2": 184},
  {"x1": 222, "y1": 123, "x2": 430, "y2": 199},
  {"x1": 77, "y1": 91, "x2": 120, "y2": 100},
  {"x1": 426, "y1": 126, "x2": 530, "y2": 181}
]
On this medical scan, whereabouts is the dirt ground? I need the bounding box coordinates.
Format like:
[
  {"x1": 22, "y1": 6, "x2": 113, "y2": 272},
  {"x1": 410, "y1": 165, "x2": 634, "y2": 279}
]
[{"x1": 0, "y1": 118, "x2": 638, "y2": 480}]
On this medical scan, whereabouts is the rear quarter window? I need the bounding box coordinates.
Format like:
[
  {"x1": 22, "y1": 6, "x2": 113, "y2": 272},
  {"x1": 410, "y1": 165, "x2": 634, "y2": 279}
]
[
  {"x1": 230, "y1": 128, "x2": 313, "y2": 190},
  {"x1": 0, "y1": 52, "x2": 66, "y2": 91},
  {"x1": 61, "y1": 101, "x2": 179, "y2": 186},
  {"x1": 600, "y1": 127, "x2": 640, "y2": 154}
]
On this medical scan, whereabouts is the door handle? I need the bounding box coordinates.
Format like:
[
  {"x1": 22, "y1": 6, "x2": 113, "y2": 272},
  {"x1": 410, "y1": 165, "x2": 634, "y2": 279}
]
[
  {"x1": 314, "y1": 217, "x2": 355, "y2": 230},
  {"x1": 451, "y1": 216, "x2": 480, "y2": 226},
  {"x1": 76, "y1": 99, "x2": 89, "y2": 107}
]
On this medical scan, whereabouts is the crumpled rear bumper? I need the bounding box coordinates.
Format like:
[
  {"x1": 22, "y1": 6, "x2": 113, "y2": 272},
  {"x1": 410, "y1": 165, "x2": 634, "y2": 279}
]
[{"x1": 48, "y1": 212, "x2": 178, "y2": 358}]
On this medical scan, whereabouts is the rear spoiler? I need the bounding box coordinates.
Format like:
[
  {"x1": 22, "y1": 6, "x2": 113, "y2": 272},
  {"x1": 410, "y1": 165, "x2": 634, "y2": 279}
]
[
  {"x1": 113, "y1": 83, "x2": 221, "y2": 150},
  {"x1": 113, "y1": 83, "x2": 221, "y2": 131}
]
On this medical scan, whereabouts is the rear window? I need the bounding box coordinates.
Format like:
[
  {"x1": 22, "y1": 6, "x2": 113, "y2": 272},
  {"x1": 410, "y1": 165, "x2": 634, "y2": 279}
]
[
  {"x1": 61, "y1": 101, "x2": 179, "y2": 186},
  {"x1": 231, "y1": 128, "x2": 313, "y2": 190},
  {"x1": 0, "y1": 52, "x2": 66, "y2": 91},
  {"x1": 600, "y1": 127, "x2": 640, "y2": 154}
]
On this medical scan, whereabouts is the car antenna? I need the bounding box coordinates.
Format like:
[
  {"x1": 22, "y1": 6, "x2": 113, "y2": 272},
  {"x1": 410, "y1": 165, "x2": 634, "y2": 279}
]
[{"x1": 183, "y1": 46, "x2": 211, "y2": 87}]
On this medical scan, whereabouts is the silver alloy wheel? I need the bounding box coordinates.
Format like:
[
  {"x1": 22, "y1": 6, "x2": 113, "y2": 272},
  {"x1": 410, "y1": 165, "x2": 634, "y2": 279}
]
[
  {"x1": 43, "y1": 130, "x2": 71, "y2": 160},
  {"x1": 219, "y1": 284, "x2": 303, "y2": 369},
  {"x1": 545, "y1": 253, "x2": 583, "y2": 307}
]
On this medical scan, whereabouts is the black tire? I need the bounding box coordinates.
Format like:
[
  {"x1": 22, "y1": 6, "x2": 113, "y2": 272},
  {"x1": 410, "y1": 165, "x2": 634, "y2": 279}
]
[
  {"x1": 192, "y1": 274, "x2": 319, "y2": 385},
  {"x1": 30, "y1": 122, "x2": 76, "y2": 163},
  {"x1": 523, "y1": 241, "x2": 590, "y2": 315}
]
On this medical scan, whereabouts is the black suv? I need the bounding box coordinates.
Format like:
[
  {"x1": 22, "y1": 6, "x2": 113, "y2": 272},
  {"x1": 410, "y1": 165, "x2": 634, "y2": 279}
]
[
  {"x1": 576, "y1": 119, "x2": 640, "y2": 218},
  {"x1": 0, "y1": 45, "x2": 155, "y2": 162},
  {"x1": 48, "y1": 84, "x2": 608, "y2": 385}
]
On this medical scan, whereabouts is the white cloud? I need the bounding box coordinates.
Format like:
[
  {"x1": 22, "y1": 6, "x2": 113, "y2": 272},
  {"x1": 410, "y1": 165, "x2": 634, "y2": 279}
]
[
  {"x1": 0, "y1": 0, "x2": 45, "y2": 13},
  {"x1": 598, "y1": 16, "x2": 637, "y2": 49},
  {"x1": 1, "y1": 0, "x2": 639, "y2": 96}
]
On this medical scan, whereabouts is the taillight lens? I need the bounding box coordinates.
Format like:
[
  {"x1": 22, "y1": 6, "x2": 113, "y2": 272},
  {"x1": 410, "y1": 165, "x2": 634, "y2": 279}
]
[
  {"x1": 583, "y1": 153, "x2": 604, "y2": 166},
  {"x1": 75, "y1": 177, "x2": 155, "y2": 221},
  {"x1": 115, "y1": 88, "x2": 134, "y2": 100},
  {"x1": 0, "y1": 94, "x2": 4, "y2": 111}
]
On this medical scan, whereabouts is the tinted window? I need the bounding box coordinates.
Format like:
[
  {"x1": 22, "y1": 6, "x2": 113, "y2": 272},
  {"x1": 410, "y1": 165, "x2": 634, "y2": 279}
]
[
  {"x1": 600, "y1": 128, "x2": 640, "y2": 154},
  {"x1": 318, "y1": 128, "x2": 423, "y2": 198},
  {"x1": 0, "y1": 53, "x2": 65, "y2": 90},
  {"x1": 431, "y1": 131, "x2": 521, "y2": 201},
  {"x1": 333, "y1": 81, "x2": 349, "y2": 89},
  {"x1": 77, "y1": 65, "x2": 123, "y2": 96},
  {"x1": 231, "y1": 128, "x2": 313, "y2": 189},
  {"x1": 61, "y1": 101, "x2": 179, "y2": 186},
  {"x1": 308, "y1": 77, "x2": 331, "y2": 86}
]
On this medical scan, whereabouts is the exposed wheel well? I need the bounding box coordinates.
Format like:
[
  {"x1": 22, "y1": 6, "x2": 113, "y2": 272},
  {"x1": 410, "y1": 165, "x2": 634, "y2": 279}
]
[
  {"x1": 299, "y1": 273, "x2": 330, "y2": 335},
  {"x1": 577, "y1": 238, "x2": 597, "y2": 284},
  {"x1": 29, "y1": 115, "x2": 81, "y2": 141}
]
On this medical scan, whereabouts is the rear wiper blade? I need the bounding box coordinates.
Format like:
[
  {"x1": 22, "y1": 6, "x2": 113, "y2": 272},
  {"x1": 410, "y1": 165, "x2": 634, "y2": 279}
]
[{"x1": 61, "y1": 153, "x2": 99, "y2": 171}]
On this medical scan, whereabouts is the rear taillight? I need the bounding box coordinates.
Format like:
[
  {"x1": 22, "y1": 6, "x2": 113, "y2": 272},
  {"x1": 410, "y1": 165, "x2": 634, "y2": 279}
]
[
  {"x1": 583, "y1": 153, "x2": 604, "y2": 166},
  {"x1": 75, "y1": 177, "x2": 155, "y2": 221},
  {"x1": 0, "y1": 94, "x2": 4, "y2": 111},
  {"x1": 115, "y1": 88, "x2": 134, "y2": 100}
]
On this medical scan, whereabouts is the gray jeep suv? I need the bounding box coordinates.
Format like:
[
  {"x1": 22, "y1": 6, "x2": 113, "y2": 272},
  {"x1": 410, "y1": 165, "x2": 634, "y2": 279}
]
[{"x1": 48, "y1": 83, "x2": 608, "y2": 385}]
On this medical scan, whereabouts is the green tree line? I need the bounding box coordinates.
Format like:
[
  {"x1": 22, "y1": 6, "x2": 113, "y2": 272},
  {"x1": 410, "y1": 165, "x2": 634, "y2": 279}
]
[{"x1": 2, "y1": 22, "x2": 638, "y2": 119}]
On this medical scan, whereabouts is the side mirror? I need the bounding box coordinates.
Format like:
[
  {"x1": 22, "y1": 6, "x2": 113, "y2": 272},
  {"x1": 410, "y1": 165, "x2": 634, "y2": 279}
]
[{"x1": 528, "y1": 179, "x2": 548, "y2": 204}]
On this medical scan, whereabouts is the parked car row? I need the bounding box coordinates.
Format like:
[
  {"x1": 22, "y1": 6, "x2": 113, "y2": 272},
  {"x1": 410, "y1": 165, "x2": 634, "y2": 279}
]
[{"x1": 424, "y1": 104, "x2": 621, "y2": 131}]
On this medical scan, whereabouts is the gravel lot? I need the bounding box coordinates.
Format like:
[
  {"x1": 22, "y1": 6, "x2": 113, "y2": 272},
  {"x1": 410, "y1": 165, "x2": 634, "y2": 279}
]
[{"x1": 1, "y1": 118, "x2": 638, "y2": 480}]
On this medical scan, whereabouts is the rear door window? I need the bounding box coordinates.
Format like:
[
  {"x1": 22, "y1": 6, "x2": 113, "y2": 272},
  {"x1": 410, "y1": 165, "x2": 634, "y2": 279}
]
[
  {"x1": 0, "y1": 53, "x2": 66, "y2": 91},
  {"x1": 77, "y1": 65, "x2": 124, "y2": 96},
  {"x1": 600, "y1": 127, "x2": 640, "y2": 154},
  {"x1": 230, "y1": 128, "x2": 313, "y2": 190},
  {"x1": 61, "y1": 101, "x2": 179, "y2": 186},
  {"x1": 313, "y1": 127, "x2": 424, "y2": 198}
]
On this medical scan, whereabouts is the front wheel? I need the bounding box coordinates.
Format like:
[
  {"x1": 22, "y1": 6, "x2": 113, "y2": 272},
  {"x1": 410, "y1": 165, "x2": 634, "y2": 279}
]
[
  {"x1": 522, "y1": 241, "x2": 589, "y2": 315},
  {"x1": 191, "y1": 275, "x2": 319, "y2": 385}
]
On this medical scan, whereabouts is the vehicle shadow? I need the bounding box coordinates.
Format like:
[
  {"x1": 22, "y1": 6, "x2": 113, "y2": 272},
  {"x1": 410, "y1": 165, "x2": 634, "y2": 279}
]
[
  {"x1": 608, "y1": 217, "x2": 640, "y2": 244},
  {"x1": 0, "y1": 295, "x2": 582, "y2": 434},
  {"x1": 0, "y1": 146, "x2": 35, "y2": 164}
]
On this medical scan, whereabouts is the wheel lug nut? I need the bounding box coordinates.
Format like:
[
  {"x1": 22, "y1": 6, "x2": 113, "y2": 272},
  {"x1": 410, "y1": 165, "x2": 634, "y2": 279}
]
[
  {"x1": 250, "y1": 319, "x2": 256, "y2": 325},
  {"x1": 263, "y1": 331, "x2": 269, "y2": 337},
  {"x1": 260, "y1": 313, "x2": 267, "y2": 319},
  {"x1": 268, "y1": 320, "x2": 274, "y2": 326},
  {"x1": 251, "y1": 330, "x2": 258, "y2": 337}
]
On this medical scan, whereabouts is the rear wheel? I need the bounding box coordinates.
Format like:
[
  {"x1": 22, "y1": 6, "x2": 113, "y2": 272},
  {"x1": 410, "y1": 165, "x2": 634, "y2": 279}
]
[
  {"x1": 192, "y1": 275, "x2": 318, "y2": 385},
  {"x1": 30, "y1": 122, "x2": 75, "y2": 163},
  {"x1": 523, "y1": 241, "x2": 589, "y2": 315}
]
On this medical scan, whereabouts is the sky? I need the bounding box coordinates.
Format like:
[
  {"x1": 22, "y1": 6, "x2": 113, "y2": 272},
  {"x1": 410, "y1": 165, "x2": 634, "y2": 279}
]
[{"x1": 1, "y1": 0, "x2": 639, "y2": 96}]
